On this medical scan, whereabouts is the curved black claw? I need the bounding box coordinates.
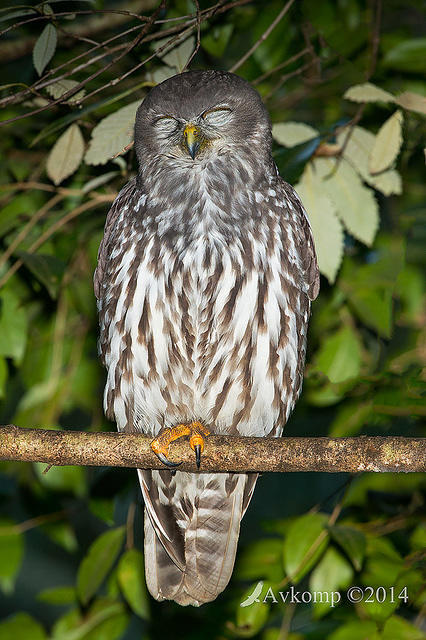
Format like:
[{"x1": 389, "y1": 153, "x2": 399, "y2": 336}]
[
  {"x1": 194, "y1": 444, "x2": 202, "y2": 469},
  {"x1": 156, "y1": 452, "x2": 182, "y2": 468}
]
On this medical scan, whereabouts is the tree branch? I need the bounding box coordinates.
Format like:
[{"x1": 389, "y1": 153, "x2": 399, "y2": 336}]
[{"x1": 0, "y1": 426, "x2": 424, "y2": 474}]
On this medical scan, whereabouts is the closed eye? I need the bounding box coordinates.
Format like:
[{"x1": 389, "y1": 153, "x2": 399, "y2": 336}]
[
  {"x1": 202, "y1": 107, "x2": 232, "y2": 126},
  {"x1": 154, "y1": 116, "x2": 179, "y2": 135}
]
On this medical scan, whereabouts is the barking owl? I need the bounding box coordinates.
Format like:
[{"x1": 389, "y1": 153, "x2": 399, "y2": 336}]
[{"x1": 94, "y1": 70, "x2": 319, "y2": 606}]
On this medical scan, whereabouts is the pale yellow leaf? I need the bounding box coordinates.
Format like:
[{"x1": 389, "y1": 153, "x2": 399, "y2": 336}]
[
  {"x1": 46, "y1": 79, "x2": 86, "y2": 104},
  {"x1": 369, "y1": 110, "x2": 403, "y2": 175},
  {"x1": 313, "y1": 158, "x2": 379, "y2": 246},
  {"x1": 295, "y1": 163, "x2": 344, "y2": 283},
  {"x1": 46, "y1": 124, "x2": 84, "y2": 185},
  {"x1": 343, "y1": 82, "x2": 395, "y2": 104},
  {"x1": 395, "y1": 91, "x2": 426, "y2": 115},
  {"x1": 272, "y1": 122, "x2": 319, "y2": 147},
  {"x1": 85, "y1": 101, "x2": 140, "y2": 166},
  {"x1": 147, "y1": 66, "x2": 176, "y2": 85},
  {"x1": 156, "y1": 36, "x2": 195, "y2": 73},
  {"x1": 336, "y1": 126, "x2": 402, "y2": 196}
]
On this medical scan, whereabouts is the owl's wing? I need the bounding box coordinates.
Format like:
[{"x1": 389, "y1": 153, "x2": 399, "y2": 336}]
[
  {"x1": 94, "y1": 177, "x2": 139, "y2": 301},
  {"x1": 278, "y1": 178, "x2": 320, "y2": 301}
]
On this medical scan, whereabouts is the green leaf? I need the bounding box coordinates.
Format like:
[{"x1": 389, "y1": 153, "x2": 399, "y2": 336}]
[
  {"x1": 201, "y1": 24, "x2": 234, "y2": 57},
  {"x1": 381, "y1": 615, "x2": 424, "y2": 640},
  {"x1": 395, "y1": 91, "x2": 426, "y2": 115},
  {"x1": 33, "y1": 23, "x2": 57, "y2": 76},
  {"x1": 46, "y1": 124, "x2": 85, "y2": 185},
  {"x1": 0, "y1": 519, "x2": 24, "y2": 594},
  {"x1": 361, "y1": 537, "x2": 403, "y2": 589},
  {"x1": 38, "y1": 585, "x2": 76, "y2": 605},
  {"x1": 117, "y1": 549, "x2": 150, "y2": 619},
  {"x1": 312, "y1": 157, "x2": 379, "y2": 246},
  {"x1": 0, "y1": 192, "x2": 44, "y2": 237},
  {"x1": 344, "y1": 82, "x2": 395, "y2": 104},
  {"x1": 329, "y1": 401, "x2": 373, "y2": 437},
  {"x1": 236, "y1": 582, "x2": 270, "y2": 637},
  {"x1": 369, "y1": 110, "x2": 403, "y2": 175},
  {"x1": 46, "y1": 79, "x2": 86, "y2": 104},
  {"x1": 89, "y1": 498, "x2": 115, "y2": 525},
  {"x1": 283, "y1": 512, "x2": 329, "y2": 582},
  {"x1": 85, "y1": 101, "x2": 140, "y2": 166},
  {"x1": 295, "y1": 163, "x2": 344, "y2": 283},
  {"x1": 328, "y1": 525, "x2": 366, "y2": 571},
  {"x1": 336, "y1": 126, "x2": 402, "y2": 196},
  {"x1": 272, "y1": 122, "x2": 319, "y2": 147},
  {"x1": 0, "y1": 288, "x2": 28, "y2": 365},
  {"x1": 34, "y1": 463, "x2": 86, "y2": 497},
  {"x1": 309, "y1": 547, "x2": 353, "y2": 617},
  {"x1": 235, "y1": 538, "x2": 284, "y2": 583},
  {"x1": 0, "y1": 613, "x2": 46, "y2": 640},
  {"x1": 51, "y1": 599, "x2": 128, "y2": 640},
  {"x1": 77, "y1": 527, "x2": 125, "y2": 605},
  {"x1": 347, "y1": 286, "x2": 393, "y2": 338},
  {"x1": 315, "y1": 325, "x2": 362, "y2": 383},
  {"x1": 410, "y1": 524, "x2": 426, "y2": 552},
  {"x1": 17, "y1": 252, "x2": 65, "y2": 298},
  {"x1": 383, "y1": 38, "x2": 426, "y2": 72},
  {"x1": 0, "y1": 356, "x2": 7, "y2": 399},
  {"x1": 328, "y1": 620, "x2": 380, "y2": 640}
]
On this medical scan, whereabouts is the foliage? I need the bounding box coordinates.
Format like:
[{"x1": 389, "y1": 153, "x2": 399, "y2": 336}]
[{"x1": 0, "y1": 1, "x2": 424, "y2": 639}]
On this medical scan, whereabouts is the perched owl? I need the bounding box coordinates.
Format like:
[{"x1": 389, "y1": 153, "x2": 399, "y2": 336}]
[{"x1": 94, "y1": 70, "x2": 319, "y2": 606}]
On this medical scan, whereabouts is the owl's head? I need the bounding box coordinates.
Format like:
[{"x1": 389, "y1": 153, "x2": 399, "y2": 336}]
[{"x1": 134, "y1": 70, "x2": 272, "y2": 169}]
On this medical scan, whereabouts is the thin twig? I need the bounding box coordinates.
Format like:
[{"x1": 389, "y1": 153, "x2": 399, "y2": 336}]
[
  {"x1": 229, "y1": 0, "x2": 296, "y2": 73},
  {"x1": 183, "y1": 0, "x2": 201, "y2": 71},
  {"x1": 252, "y1": 47, "x2": 310, "y2": 85}
]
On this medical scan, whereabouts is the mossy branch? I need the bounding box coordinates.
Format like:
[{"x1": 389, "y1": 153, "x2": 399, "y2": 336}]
[{"x1": 0, "y1": 425, "x2": 424, "y2": 473}]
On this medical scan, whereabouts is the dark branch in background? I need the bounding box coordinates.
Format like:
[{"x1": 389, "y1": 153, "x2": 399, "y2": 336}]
[{"x1": 1, "y1": 426, "x2": 424, "y2": 473}]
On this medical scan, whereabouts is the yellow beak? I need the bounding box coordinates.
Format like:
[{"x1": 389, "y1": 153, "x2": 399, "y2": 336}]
[{"x1": 183, "y1": 124, "x2": 202, "y2": 159}]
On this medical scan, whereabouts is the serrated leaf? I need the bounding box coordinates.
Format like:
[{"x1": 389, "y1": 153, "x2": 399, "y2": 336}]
[
  {"x1": 329, "y1": 525, "x2": 366, "y2": 571},
  {"x1": 157, "y1": 36, "x2": 195, "y2": 72},
  {"x1": 295, "y1": 163, "x2": 344, "y2": 283},
  {"x1": 316, "y1": 325, "x2": 362, "y2": 383},
  {"x1": 309, "y1": 547, "x2": 353, "y2": 618},
  {"x1": 117, "y1": 549, "x2": 150, "y2": 619},
  {"x1": 337, "y1": 126, "x2": 402, "y2": 195},
  {"x1": 395, "y1": 91, "x2": 426, "y2": 115},
  {"x1": 0, "y1": 519, "x2": 24, "y2": 594},
  {"x1": 369, "y1": 110, "x2": 403, "y2": 175},
  {"x1": 343, "y1": 82, "x2": 395, "y2": 103},
  {"x1": 85, "y1": 101, "x2": 140, "y2": 166},
  {"x1": 46, "y1": 79, "x2": 86, "y2": 104},
  {"x1": 77, "y1": 527, "x2": 125, "y2": 605},
  {"x1": 0, "y1": 613, "x2": 46, "y2": 640},
  {"x1": 33, "y1": 23, "x2": 57, "y2": 76},
  {"x1": 283, "y1": 512, "x2": 329, "y2": 582},
  {"x1": 272, "y1": 122, "x2": 319, "y2": 147},
  {"x1": 46, "y1": 124, "x2": 85, "y2": 185},
  {"x1": 312, "y1": 157, "x2": 379, "y2": 246},
  {"x1": 82, "y1": 171, "x2": 119, "y2": 194}
]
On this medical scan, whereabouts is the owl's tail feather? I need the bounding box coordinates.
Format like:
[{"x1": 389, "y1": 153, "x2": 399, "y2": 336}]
[{"x1": 138, "y1": 470, "x2": 257, "y2": 606}]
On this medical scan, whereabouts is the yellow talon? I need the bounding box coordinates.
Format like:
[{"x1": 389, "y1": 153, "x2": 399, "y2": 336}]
[{"x1": 151, "y1": 421, "x2": 210, "y2": 469}]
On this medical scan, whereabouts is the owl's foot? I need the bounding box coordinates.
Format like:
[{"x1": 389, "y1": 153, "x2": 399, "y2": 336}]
[{"x1": 151, "y1": 421, "x2": 210, "y2": 469}]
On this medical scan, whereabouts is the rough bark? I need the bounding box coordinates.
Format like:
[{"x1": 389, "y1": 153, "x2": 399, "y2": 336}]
[{"x1": 0, "y1": 425, "x2": 424, "y2": 473}]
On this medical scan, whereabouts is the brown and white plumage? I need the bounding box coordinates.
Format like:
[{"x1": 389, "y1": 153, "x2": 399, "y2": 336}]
[{"x1": 94, "y1": 70, "x2": 319, "y2": 606}]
